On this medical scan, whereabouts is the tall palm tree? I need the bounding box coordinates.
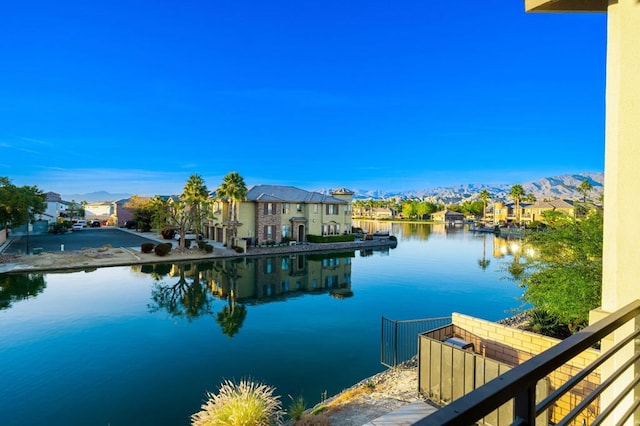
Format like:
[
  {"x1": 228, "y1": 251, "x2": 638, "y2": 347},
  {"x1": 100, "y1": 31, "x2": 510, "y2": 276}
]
[
  {"x1": 509, "y1": 184, "x2": 526, "y2": 224},
  {"x1": 578, "y1": 179, "x2": 593, "y2": 203},
  {"x1": 217, "y1": 172, "x2": 248, "y2": 245},
  {"x1": 478, "y1": 189, "x2": 491, "y2": 223},
  {"x1": 182, "y1": 174, "x2": 210, "y2": 236}
]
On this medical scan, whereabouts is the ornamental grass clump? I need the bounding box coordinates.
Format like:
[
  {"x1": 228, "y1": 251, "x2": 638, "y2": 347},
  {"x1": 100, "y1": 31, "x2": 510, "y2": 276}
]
[{"x1": 191, "y1": 379, "x2": 284, "y2": 426}]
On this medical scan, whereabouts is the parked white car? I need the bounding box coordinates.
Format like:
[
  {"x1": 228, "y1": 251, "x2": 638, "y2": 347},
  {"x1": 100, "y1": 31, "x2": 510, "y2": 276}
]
[
  {"x1": 72, "y1": 223, "x2": 84, "y2": 231},
  {"x1": 174, "y1": 231, "x2": 203, "y2": 241}
]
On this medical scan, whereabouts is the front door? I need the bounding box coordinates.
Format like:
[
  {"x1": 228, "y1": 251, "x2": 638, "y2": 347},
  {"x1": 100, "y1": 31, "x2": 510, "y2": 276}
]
[{"x1": 297, "y1": 224, "x2": 305, "y2": 242}]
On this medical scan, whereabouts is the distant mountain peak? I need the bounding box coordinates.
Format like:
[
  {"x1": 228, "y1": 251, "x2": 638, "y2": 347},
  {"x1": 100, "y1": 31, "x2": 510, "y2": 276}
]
[{"x1": 344, "y1": 172, "x2": 604, "y2": 204}]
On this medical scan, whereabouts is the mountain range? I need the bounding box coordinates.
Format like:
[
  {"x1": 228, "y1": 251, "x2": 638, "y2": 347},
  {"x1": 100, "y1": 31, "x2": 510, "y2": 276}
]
[
  {"x1": 63, "y1": 172, "x2": 604, "y2": 205},
  {"x1": 347, "y1": 172, "x2": 604, "y2": 205}
]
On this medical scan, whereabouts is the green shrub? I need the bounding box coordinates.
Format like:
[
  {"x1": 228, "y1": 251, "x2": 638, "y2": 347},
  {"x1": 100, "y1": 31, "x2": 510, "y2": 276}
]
[
  {"x1": 288, "y1": 395, "x2": 306, "y2": 421},
  {"x1": 140, "y1": 222, "x2": 152, "y2": 232},
  {"x1": 235, "y1": 246, "x2": 244, "y2": 253},
  {"x1": 197, "y1": 240, "x2": 207, "y2": 250},
  {"x1": 191, "y1": 379, "x2": 284, "y2": 426},
  {"x1": 50, "y1": 222, "x2": 68, "y2": 234},
  {"x1": 204, "y1": 244, "x2": 214, "y2": 253},
  {"x1": 154, "y1": 243, "x2": 172, "y2": 256},
  {"x1": 141, "y1": 242, "x2": 155, "y2": 253},
  {"x1": 306, "y1": 234, "x2": 356, "y2": 243}
]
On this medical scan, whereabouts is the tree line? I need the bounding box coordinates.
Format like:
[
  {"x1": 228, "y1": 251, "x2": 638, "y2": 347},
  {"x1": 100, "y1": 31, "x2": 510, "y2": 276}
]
[{"x1": 0, "y1": 172, "x2": 249, "y2": 252}]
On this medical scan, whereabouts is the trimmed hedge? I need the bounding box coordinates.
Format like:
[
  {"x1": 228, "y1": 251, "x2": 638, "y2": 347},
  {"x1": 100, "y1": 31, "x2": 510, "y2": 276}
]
[
  {"x1": 306, "y1": 234, "x2": 356, "y2": 243},
  {"x1": 154, "y1": 242, "x2": 172, "y2": 256},
  {"x1": 141, "y1": 242, "x2": 155, "y2": 253},
  {"x1": 204, "y1": 244, "x2": 214, "y2": 253}
]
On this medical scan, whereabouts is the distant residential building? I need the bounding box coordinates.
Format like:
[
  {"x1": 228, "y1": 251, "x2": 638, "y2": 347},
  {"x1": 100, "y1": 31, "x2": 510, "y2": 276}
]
[
  {"x1": 491, "y1": 199, "x2": 577, "y2": 224},
  {"x1": 41, "y1": 192, "x2": 68, "y2": 224},
  {"x1": 522, "y1": 199, "x2": 576, "y2": 222},
  {"x1": 431, "y1": 210, "x2": 465, "y2": 223},
  {"x1": 209, "y1": 185, "x2": 354, "y2": 246},
  {"x1": 84, "y1": 201, "x2": 116, "y2": 223},
  {"x1": 115, "y1": 199, "x2": 135, "y2": 226},
  {"x1": 371, "y1": 207, "x2": 394, "y2": 220}
]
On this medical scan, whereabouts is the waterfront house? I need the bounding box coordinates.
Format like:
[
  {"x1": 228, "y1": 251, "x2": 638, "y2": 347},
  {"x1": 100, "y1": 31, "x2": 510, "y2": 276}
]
[
  {"x1": 208, "y1": 185, "x2": 354, "y2": 246},
  {"x1": 490, "y1": 199, "x2": 577, "y2": 225},
  {"x1": 371, "y1": 207, "x2": 394, "y2": 220},
  {"x1": 430, "y1": 209, "x2": 465, "y2": 223},
  {"x1": 521, "y1": 199, "x2": 576, "y2": 223}
]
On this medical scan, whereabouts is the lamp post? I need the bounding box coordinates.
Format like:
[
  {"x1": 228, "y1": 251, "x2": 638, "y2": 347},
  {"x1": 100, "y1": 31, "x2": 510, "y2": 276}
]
[{"x1": 26, "y1": 209, "x2": 30, "y2": 255}]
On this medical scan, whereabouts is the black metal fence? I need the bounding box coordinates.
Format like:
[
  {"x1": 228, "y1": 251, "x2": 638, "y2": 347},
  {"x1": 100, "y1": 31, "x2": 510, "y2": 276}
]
[{"x1": 381, "y1": 316, "x2": 452, "y2": 368}]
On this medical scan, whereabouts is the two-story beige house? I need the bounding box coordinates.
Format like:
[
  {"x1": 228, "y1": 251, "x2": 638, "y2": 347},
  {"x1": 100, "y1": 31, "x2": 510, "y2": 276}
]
[
  {"x1": 209, "y1": 185, "x2": 354, "y2": 246},
  {"x1": 490, "y1": 199, "x2": 577, "y2": 224}
]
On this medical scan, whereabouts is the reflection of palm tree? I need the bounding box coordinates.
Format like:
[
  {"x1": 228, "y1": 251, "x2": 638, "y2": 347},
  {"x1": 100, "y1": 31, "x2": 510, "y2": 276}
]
[
  {"x1": 477, "y1": 235, "x2": 491, "y2": 270},
  {"x1": 215, "y1": 259, "x2": 248, "y2": 337},
  {"x1": 216, "y1": 304, "x2": 247, "y2": 337}
]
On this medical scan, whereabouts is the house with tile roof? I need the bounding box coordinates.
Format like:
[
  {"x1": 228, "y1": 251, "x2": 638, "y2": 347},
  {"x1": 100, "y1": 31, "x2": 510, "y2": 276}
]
[
  {"x1": 490, "y1": 198, "x2": 579, "y2": 224},
  {"x1": 208, "y1": 185, "x2": 354, "y2": 246}
]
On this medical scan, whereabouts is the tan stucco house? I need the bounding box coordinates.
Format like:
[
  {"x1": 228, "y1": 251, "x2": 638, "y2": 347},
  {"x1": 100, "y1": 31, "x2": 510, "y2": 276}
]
[{"x1": 209, "y1": 185, "x2": 354, "y2": 246}]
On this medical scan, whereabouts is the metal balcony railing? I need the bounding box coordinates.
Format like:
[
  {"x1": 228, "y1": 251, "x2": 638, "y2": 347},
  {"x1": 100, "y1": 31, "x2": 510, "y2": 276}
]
[{"x1": 416, "y1": 300, "x2": 640, "y2": 425}]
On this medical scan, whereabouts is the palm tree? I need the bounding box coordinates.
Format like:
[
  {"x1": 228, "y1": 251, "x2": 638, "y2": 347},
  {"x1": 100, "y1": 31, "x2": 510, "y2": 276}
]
[
  {"x1": 478, "y1": 189, "x2": 491, "y2": 223},
  {"x1": 182, "y1": 174, "x2": 210, "y2": 237},
  {"x1": 509, "y1": 184, "x2": 525, "y2": 224},
  {"x1": 578, "y1": 179, "x2": 593, "y2": 203},
  {"x1": 217, "y1": 172, "x2": 248, "y2": 246}
]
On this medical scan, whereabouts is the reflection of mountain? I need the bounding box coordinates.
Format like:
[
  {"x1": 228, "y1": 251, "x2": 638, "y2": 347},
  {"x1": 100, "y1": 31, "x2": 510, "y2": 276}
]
[{"x1": 0, "y1": 273, "x2": 46, "y2": 310}]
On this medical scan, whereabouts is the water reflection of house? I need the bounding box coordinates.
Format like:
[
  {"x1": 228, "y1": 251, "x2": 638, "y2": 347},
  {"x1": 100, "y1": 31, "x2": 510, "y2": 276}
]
[{"x1": 208, "y1": 253, "x2": 354, "y2": 302}]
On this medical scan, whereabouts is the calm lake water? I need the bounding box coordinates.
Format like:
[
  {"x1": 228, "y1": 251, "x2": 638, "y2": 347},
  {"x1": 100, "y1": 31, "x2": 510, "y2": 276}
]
[{"x1": 0, "y1": 222, "x2": 523, "y2": 426}]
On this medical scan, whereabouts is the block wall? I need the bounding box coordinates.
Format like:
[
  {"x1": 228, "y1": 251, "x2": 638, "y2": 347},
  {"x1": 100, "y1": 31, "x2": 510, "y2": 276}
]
[{"x1": 451, "y1": 313, "x2": 601, "y2": 424}]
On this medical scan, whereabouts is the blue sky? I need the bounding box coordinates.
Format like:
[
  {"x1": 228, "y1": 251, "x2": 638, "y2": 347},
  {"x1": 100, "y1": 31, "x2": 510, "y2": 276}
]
[{"x1": 1, "y1": 1, "x2": 606, "y2": 196}]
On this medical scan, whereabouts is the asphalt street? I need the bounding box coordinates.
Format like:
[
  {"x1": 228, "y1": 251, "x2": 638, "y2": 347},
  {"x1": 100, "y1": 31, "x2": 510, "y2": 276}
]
[{"x1": 1, "y1": 227, "x2": 161, "y2": 254}]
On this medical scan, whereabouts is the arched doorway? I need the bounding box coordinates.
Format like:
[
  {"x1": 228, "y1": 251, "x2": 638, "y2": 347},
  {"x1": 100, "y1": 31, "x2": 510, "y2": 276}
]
[{"x1": 297, "y1": 224, "x2": 305, "y2": 242}]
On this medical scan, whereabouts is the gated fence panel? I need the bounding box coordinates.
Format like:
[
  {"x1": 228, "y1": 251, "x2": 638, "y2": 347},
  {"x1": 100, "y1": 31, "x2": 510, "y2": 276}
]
[
  {"x1": 418, "y1": 334, "x2": 549, "y2": 426},
  {"x1": 381, "y1": 316, "x2": 452, "y2": 368}
]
